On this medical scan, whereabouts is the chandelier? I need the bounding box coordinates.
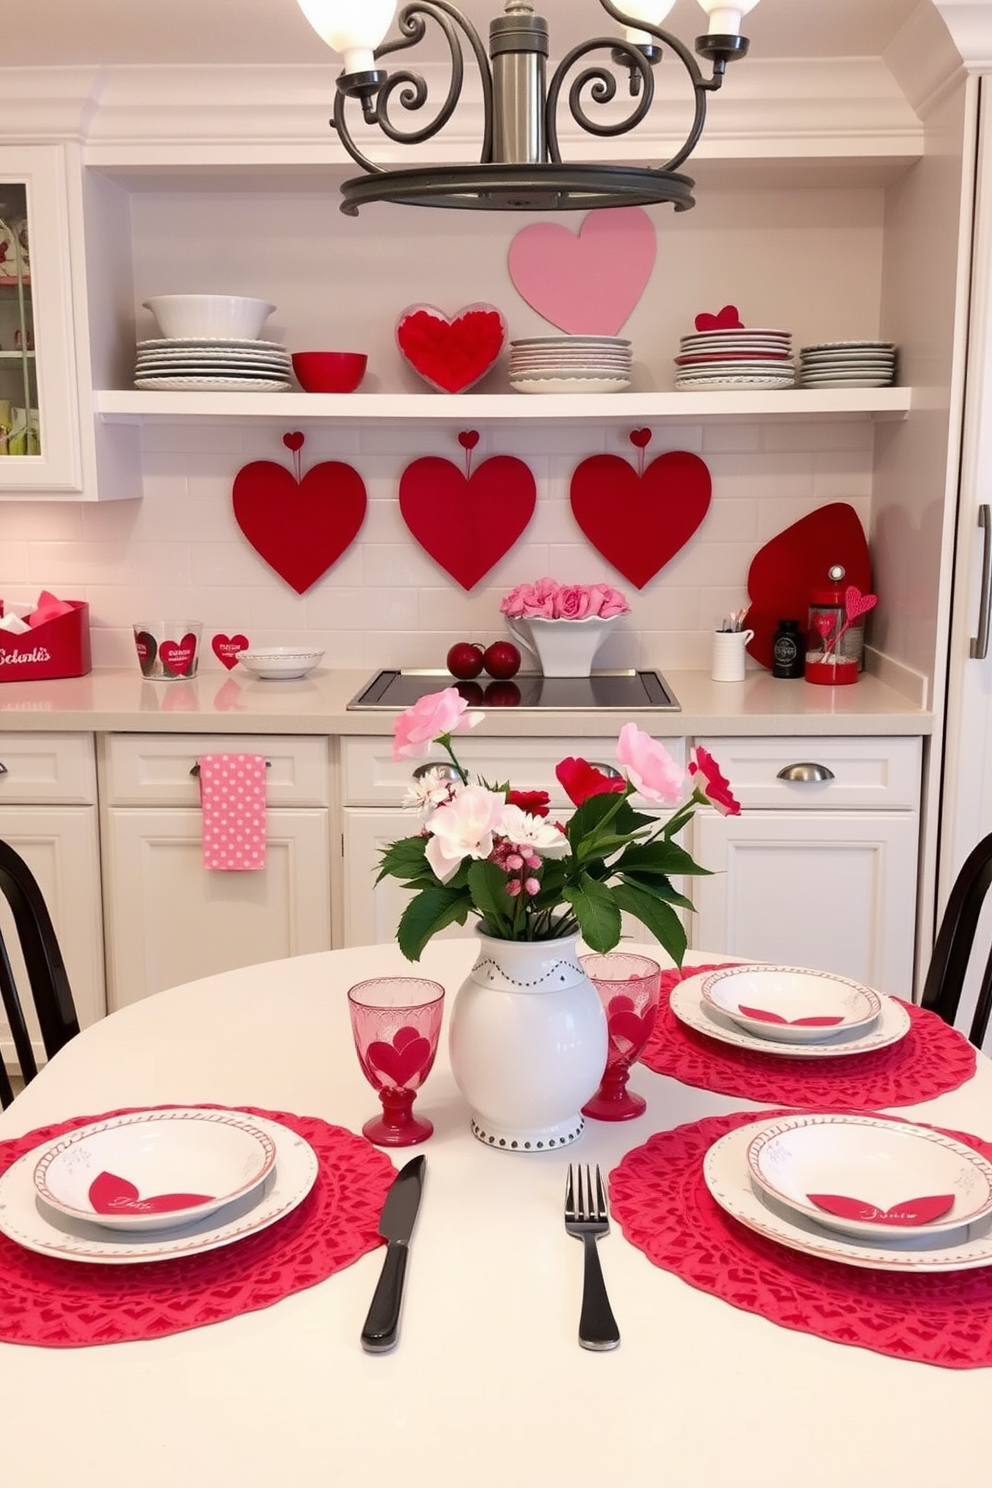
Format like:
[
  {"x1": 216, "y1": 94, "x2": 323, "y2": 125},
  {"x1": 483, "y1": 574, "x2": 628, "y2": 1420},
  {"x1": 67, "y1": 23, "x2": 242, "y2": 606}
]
[{"x1": 296, "y1": 0, "x2": 761, "y2": 215}]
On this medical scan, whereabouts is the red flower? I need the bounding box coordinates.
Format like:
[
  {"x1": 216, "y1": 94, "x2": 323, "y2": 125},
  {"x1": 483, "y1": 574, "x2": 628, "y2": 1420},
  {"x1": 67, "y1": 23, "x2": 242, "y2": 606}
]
[
  {"x1": 506, "y1": 788, "x2": 550, "y2": 818},
  {"x1": 556, "y1": 757, "x2": 626, "y2": 807},
  {"x1": 688, "y1": 745, "x2": 741, "y2": 817}
]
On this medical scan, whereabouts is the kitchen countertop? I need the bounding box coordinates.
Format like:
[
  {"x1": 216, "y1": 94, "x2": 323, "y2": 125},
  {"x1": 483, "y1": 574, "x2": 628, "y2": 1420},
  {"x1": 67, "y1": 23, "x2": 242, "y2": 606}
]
[{"x1": 0, "y1": 668, "x2": 932, "y2": 736}]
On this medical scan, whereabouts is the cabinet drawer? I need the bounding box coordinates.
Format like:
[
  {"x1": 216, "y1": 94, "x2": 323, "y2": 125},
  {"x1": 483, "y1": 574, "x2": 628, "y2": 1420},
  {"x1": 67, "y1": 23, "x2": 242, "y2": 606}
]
[
  {"x1": 0, "y1": 733, "x2": 96, "y2": 803},
  {"x1": 102, "y1": 734, "x2": 330, "y2": 807},
  {"x1": 694, "y1": 735, "x2": 922, "y2": 810},
  {"x1": 342, "y1": 735, "x2": 685, "y2": 807}
]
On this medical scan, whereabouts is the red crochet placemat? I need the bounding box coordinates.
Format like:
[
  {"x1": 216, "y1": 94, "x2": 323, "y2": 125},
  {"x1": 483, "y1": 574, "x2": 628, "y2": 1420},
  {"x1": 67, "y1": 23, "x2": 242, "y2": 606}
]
[
  {"x1": 610, "y1": 1108, "x2": 992, "y2": 1369},
  {"x1": 640, "y1": 964, "x2": 977, "y2": 1107},
  {"x1": 0, "y1": 1105, "x2": 396, "y2": 1348}
]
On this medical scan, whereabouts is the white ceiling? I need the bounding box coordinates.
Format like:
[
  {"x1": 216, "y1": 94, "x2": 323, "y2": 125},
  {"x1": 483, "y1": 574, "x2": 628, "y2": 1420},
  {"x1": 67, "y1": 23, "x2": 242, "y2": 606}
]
[{"x1": 1, "y1": 0, "x2": 924, "y2": 68}]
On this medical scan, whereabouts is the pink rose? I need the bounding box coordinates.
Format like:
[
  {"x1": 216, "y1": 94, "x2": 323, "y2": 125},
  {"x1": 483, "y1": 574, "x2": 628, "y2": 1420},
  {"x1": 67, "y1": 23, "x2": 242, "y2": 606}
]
[
  {"x1": 616, "y1": 723, "x2": 684, "y2": 804},
  {"x1": 599, "y1": 585, "x2": 630, "y2": 618},
  {"x1": 499, "y1": 583, "x2": 533, "y2": 618},
  {"x1": 554, "y1": 585, "x2": 592, "y2": 620},
  {"x1": 392, "y1": 687, "x2": 483, "y2": 761}
]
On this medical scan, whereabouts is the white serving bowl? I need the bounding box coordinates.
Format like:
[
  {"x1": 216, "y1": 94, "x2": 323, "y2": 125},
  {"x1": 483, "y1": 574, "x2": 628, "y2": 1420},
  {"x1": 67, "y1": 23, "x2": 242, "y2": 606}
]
[
  {"x1": 745, "y1": 1113, "x2": 992, "y2": 1240},
  {"x1": 32, "y1": 1108, "x2": 277, "y2": 1233},
  {"x1": 236, "y1": 647, "x2": 324, "y2": 680},
  {"x1": 142, "y1": 294, "x2": 276, "y2": 341},
  {"x1": 700, "y1": 964, "x2": 882, "y2": 1044}
]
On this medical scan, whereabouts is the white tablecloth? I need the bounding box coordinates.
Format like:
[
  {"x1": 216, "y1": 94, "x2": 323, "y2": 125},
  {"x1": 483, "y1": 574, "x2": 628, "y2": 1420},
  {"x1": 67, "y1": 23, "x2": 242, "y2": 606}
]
[{"x1": 2, "y1": 940, "x2": 991, "y2": 1488}]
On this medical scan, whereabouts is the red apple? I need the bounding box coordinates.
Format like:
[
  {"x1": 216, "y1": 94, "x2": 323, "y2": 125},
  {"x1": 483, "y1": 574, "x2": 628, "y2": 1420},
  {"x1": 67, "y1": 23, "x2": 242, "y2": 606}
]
[
  {"x1": 484, "y1": 679, "x2": 522, "y2": 708},
  {"x1": 446, "y1": 641, "x2": 485, "y2": 679},
  {"x1": 483, "y1": 641, "x2": 521, "y2": 679}
]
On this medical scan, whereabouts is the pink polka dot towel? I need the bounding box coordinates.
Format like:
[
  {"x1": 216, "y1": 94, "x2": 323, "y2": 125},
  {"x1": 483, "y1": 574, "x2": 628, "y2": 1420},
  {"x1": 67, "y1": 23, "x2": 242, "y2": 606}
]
[{"x1": 197, "y1": 753, "x2": 267, "y2": 871}]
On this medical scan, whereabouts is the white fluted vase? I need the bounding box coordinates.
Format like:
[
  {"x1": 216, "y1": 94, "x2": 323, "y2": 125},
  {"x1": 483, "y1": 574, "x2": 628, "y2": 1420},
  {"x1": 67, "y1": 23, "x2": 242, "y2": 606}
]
[
  {"x1": 448, "y1": 931, "x2": 608, "y2": 1152},
  {"x1": 505, "y1": 614, "x2": 618, "y2": 677}
]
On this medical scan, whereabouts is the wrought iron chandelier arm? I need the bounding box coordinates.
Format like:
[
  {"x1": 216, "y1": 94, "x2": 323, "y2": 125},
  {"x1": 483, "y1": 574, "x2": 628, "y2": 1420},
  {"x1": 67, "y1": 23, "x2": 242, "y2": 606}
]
[{"x1": 546, "y1": 39, "x2": 655, "y2": 163}]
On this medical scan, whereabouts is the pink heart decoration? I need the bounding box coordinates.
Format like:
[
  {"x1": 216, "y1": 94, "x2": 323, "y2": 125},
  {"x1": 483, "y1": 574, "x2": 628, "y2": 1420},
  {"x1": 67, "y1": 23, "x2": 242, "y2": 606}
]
[
  {"x1": 88, "y1": 1171, "x2": 213, "y2": 1216},
  {"x1": 570, "y1": 450, "x2": 711, "y2": 589},
  {"x1": 396, "y1": 303, "x2": 506, "y2": 393},
  {"x1": 366, "y1": 1027, "x2": 433, "y2": 1088},
  {"x1": 807, "y1": 1193, "x2": 956, "y2": 1227},
  {"x1": 845, "y1": 586, "x2": 878, "y2": 621},
  {"x1": 158, "y1": 634, "x2": 198, "y2": 676},
  {"x1": 400, "y1": 454, "x2": 536, "y2": 590},
  {"x1": 507, "y1": 207, "x2": 656, "y2": 336},
  {"x1": 738, "y1": 1005, "x2": 844, "y2": 1028},
  {"x1": 212, "y1": 633, "x2": 249, "y2": 670},
  {"x1": 694, "y1": 304, "x2": 744, "y2": 332},
  {"x1": 282, "y1": 431, "x2": 305, "y2": 452},
  {"x1": 233, "y1": 459, "x2": 367, "y2": 594}
]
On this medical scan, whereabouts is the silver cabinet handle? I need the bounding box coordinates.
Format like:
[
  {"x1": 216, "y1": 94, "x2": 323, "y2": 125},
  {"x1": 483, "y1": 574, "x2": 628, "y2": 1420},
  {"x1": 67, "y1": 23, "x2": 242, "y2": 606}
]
[
  {"x1": 412, "y1": 762, "x2": 461, "y2": 784},
  {"x1": 189, "y1": 760, "x2": 271, "y2": 777},
  {"x1": 776, "y1": 762, "x2": 836, "y2": 783},
  {"x1": 970, "y1": 504, "x2": 991, "y2": 660},
  {"x1": 587, "y1": 762, "x2": 624, "y2": 778}
]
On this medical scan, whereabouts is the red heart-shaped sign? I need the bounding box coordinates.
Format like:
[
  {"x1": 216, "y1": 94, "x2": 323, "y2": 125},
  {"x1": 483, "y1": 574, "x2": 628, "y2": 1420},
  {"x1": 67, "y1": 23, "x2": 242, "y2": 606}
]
[
  {"x1": 396, "y1": 303, "x2": 506, "y2": 393},
  {"x1": 807, "y1": 1192, "x2": 956, "y2": 1227},
  {"x1": 212, "y1": 633, "x2": 249, "y2": 670},
  {"x1": 88, "y1": 1171, "x2": 213, "y2": 1216},
  {"x1": 233, "y1": 460, "x2": 367, "y2": 594},
  {"x1": 158, "y1": 633, "x2": 198, "y2": 676},
  {"x1": 366, "y1": 1028, "x2": 433, "y2": 1088},
  {"x1": 570, "y1": 450, "x2": 711, "y2": 589},
  {"x1": 400, "y1": 454, "x2": 536, "y2": 590},
  {"x1": 694, "y1": 304, "x2": 744, "y2": 331}
]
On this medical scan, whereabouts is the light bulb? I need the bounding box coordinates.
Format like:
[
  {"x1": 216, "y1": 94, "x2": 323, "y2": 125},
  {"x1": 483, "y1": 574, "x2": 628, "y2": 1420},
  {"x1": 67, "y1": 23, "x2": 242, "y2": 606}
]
[
  {"x1": 696, "y1": 0, "x2": 761, "y2": 37},
  {"x1": 617, "y1": 1, "x2": 677, "y2": 46},
  {"x1": 296, "y1": 0, "x2": 397, "y2": 76}
]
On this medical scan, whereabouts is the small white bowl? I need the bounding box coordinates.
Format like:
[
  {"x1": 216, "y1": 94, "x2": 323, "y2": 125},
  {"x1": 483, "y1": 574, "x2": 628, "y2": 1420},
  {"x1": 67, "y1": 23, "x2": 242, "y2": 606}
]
[
  {"x1": 236, "y1": 647, "x2": 324, "y2": 680},
  {"x1": 33, "y1": 1108, "x2": 277, "y2": 1233},
  {"x1": 142, "y1": 294, "x2": 276, "y2": 342},
  {"x1": 700, "y1": 964, "x2": 882, "y2": 1044}
]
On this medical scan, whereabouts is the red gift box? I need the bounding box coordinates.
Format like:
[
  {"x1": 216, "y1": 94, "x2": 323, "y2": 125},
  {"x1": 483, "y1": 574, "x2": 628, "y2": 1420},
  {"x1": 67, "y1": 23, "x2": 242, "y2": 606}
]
[{"x1": 0, "y1": 601, "x2": 91, "y2": 682}]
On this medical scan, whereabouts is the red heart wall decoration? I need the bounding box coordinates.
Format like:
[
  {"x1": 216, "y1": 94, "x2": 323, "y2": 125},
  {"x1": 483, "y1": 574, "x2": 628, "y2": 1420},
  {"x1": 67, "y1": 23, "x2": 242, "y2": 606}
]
[
  {"x1": 212, "y1": 633, "x2": 249, "y2": 670},
  {"x1": 396, "y1": 303, "x2": 507, "y2": 393},
  {"x1": 399, "y1": 454, "x2": 536, "y2": 590},
  {"x1": 569, "y1": 450, "x2": 712, "y2": 589},
  {"x1": 232, "y1": 459, "x2": 367, "y2": 594}
]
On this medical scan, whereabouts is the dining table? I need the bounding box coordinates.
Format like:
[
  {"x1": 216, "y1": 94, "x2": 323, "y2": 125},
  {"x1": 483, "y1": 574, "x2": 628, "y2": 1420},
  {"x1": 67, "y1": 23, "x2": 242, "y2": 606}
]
[{"x1": 1, "y1": 937, "x2": 991, "y2": 1488}]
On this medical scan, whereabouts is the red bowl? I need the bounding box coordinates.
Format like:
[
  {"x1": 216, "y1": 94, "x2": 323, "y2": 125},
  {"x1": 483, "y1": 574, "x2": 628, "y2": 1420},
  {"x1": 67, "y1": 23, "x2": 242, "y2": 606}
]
[{"x1": 291, "y1": 351, "x2": 367, "y2": 393}]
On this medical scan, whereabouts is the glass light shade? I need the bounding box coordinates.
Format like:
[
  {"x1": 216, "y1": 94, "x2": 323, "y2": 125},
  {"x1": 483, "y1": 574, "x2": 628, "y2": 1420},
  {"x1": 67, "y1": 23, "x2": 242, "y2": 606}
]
[
  {"x1": 296, "y1": 0, "x2": 397, "y2": 75},
  {"x1": 696, "y1": 0, "x2": 760, "y2": 37},
  {"x1": 617, "y1": 0, "x2": 677, "y2": 45}
]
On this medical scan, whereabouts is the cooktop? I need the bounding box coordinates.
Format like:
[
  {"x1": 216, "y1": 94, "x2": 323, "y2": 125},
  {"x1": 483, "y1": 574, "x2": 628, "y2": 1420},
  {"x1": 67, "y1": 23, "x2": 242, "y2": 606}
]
[{"x1": 347, "y1": 669, "x2": 680, "y2": 712}]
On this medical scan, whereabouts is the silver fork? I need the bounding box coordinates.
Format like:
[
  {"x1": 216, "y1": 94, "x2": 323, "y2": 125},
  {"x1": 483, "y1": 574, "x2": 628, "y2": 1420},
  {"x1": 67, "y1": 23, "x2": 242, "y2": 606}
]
[{"x1": 564, "y1": 1163, "x2": 620, "y2": 1351}]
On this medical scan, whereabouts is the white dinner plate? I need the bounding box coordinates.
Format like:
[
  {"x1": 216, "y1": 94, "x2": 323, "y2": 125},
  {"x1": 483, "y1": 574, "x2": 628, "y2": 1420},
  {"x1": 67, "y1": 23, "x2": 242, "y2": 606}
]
[
  {"x1": 699, "y1": 964, "x2": 881, "y2": 1043},
  {"x1": 510, "y1": 377, "x2": 630, "y2": 394},
  {"x1": 0, "y1": 1112, "x2": 318, "y2": 1264},
  {"x1": 136, "y1": 337, "x2": 288, "y2": 352},
  {"x1": 134, "y1": 377, "x2": 291, "y2": 391},
  {"x1": 669, "y1": 970, "x2": 911, "y2": 1057},
  {"x1": 704, "y1": 1119, "x2": 992, "y2": 1272},
  {"x1": 674, "y1": 375, "x2": 796, "y2": 391}
]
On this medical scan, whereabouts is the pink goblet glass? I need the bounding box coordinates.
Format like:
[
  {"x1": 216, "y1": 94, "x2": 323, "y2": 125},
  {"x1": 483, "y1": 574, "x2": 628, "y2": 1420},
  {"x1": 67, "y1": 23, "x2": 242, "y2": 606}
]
[
  {"x1": 347, "y1": 977, "x2": 445, "y2": 1147},
  {"x1": 580, "y1": 953, "x2": 662, "y2": 1121}
]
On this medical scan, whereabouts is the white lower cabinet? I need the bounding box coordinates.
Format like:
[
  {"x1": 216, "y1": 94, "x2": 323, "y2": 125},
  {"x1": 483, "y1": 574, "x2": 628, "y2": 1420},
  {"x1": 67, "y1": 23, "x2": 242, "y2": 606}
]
[
  {"x1": 100, "y1": 734, "x2": 332, "y2": 1009},
  {"x1": 0, "y1": 733, "x2": 105, "y2": 1068},
  {"x1": 689, "y1": 736, "x2": 923, "y2": 998}
]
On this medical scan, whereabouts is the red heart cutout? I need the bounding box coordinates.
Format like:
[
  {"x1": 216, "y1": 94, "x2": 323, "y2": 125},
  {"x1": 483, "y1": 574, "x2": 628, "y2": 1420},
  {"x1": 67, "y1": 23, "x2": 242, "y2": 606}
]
[
  {"x1": 570, "y1": 451, "x2": 711, "y2": 589},
  {"x1": 282, "y1": 431, "x2": 305, "y2": 452},
  {"x1": 88, "y1": 1171, "x2": 214, "y2": 1216},
  {"x1": 608, "y1": 1007, "x2": 654, "y2": 1053},
  {"x1": 212, "y1": 633, "x2": 249, "y2": 670},
  {"x1": 134, "y1": 630, "x2": 157, "y2": 667},
  {"x1": 458, "y1": 430, "x2": 480, "y2": 451},
  {"x1": 807, "y1": 1193, "x2": 956, "y2": 1227},
  {"x1": 629, "y1": 428, "x2": 652, "y2": 449},
  {"x1": 400, "y1": 455, "x2": 536, "y2": 590},
  {"x1": 845, "y1": 585, "x2": 878, "y2": 621},
  {"x1": 366, "y1": 1030, "x2": 433, "y2": 1088},
  {"x1": 694, "y1": 304, "x2": 744, "y2": 331},
  {"x1": 158, "y1": 633, "x2": 198, "y2": 676},
  {"x1": 746, "y1": 503, "x2": 872, "y2": 668},
  {"x1": 233, "y1": 460, "x2": 367, "y2": 594},
  {"x1": 737, "y1": 1005, "x2": 843, "y2": 1028},
  {"x1": 396, "y1": 303, "x2": 506, "y2": 393}
]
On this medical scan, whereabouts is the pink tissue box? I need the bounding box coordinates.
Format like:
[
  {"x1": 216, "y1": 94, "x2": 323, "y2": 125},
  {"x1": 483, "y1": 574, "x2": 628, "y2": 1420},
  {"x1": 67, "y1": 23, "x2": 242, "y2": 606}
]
[{"x1": 0, "y1": 601, "x2": 91, "y2": 682}]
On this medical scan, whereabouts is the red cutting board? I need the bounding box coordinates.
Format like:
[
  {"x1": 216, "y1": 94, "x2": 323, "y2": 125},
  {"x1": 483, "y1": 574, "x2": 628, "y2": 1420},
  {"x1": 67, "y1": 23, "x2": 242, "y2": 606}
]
[{"x1": 746, "y1": 503, "x2": 872, "y2": 669}]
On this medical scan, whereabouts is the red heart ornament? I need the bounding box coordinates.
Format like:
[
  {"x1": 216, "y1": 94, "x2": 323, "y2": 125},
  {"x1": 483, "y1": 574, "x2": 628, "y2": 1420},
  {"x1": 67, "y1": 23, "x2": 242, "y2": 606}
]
[
  {"x1": 396, "y1": 303, "x2": 506, "y2": 393},
  {"x1": 569, "y1": 450, "x2": 711, "y2": 589},
  {"x1": 88, "y1": 1171, "x2": 214, "y2": 1216},
  {"x1": 458, "y1": 430, "x2": 480, "y2": 451},
  {"x1": 400, "y1": 454, "x2": 536, "y2": 590},
  {"x1": 366, "y1": 1029, "x2": 433, "y2": 1088},
  {"x1": 212, "y1": 633, "x2": 249, "y2": 670},
  {"x1": 845, "y1": 585, "x2": 878, "y2": 621},
  {"x1": 158, "y1": 633, "x2": 198, "y2": 676},
  {"x1": 282, "y1": 431, "x2": 305, "y2": 452},
  {"x1": 695, "y1": 304, "x2": 744, "y2": 331},
  {"x1": 233, "y1": 460, "x2": 367, "y2": 594}
]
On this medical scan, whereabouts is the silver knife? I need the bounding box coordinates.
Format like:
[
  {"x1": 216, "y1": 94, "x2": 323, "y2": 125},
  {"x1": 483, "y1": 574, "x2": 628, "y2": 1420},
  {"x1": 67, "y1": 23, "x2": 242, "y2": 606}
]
[{"x1": 361, "y1": 1154, "x2": 426, "y2": 1354}]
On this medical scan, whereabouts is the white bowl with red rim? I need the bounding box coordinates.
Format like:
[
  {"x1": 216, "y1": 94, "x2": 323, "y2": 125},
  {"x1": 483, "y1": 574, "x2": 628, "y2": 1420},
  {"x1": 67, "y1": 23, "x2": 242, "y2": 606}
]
[
  {"x1": 32, "y1": 1108, "x2": 277, "y2": 1233},
  {"x1": 745, "y1": 1112, "x2": 992, "y2": 1240},
  {"x1": 699, "y1": 963, "x2": 882, "y2": 1044}
]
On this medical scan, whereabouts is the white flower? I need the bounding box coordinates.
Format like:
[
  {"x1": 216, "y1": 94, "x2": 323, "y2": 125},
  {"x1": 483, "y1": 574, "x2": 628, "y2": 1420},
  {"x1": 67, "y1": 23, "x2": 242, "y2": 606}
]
[
  {"x1": 402, "y1": 767, "x2": 455, "y2": 813},
  {"x1": 499, "y1": 804, "x2": 572, "y2": 859},
  {"x1": 424, "y1": 784, "x2": 506, "y2": 883}
]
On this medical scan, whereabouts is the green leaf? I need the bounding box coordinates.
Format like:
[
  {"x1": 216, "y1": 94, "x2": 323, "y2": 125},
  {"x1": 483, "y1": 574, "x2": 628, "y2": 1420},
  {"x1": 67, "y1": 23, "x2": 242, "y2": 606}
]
[
  {"x1": 614, "y1": 838, "x2": 712, "y2": 878},
  {"x1": 466, "y1": 860, "x2": 515, "y2": 936},
  {"x1": 376, "y1": 835, "x2": 429, "y2": 883},
  {"x1": 619, "y1": 870, "x2": 695, "y2": 911},
  {"x1": 610, "y1": 881, "x2": 688, "y2": 968},
  {"x1": 396, "y1": 886, "x2": 471, "y2": 961},
  {"x1": 561, "y1": 874, "x2": 622, "y2": 954}
]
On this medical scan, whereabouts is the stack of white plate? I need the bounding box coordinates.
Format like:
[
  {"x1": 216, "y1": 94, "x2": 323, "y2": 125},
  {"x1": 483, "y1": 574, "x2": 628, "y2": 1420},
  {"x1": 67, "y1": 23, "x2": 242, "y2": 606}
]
[
  {"x1": 674, "y1": 327, "x2": 794, "y2": 391},
  {"x1": 134, "y1": 338, "x2": 292, "y2": 392},
  {"x1": 798, "y1": 340, "x2": 897, "y2": 388},
  {"x1": 509, "y1": 336, "x2": 631, "y2": 395}
]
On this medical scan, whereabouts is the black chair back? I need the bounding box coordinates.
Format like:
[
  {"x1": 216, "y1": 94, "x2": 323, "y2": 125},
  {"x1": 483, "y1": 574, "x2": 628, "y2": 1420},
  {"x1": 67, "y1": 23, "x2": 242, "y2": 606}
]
[
  {"x1": 921, "y1": 832, "x2": 992, "y2": 1047},
  {"x1": 0, "y1": 839, "x2": 79, "y2": 1108}
]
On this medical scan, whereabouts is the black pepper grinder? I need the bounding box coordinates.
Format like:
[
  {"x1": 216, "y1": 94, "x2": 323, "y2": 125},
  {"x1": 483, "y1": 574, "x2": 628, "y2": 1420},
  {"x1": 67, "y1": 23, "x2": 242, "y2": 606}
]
[{"x1": 771, "y1": 619, "x2": 805, "y2": 678}]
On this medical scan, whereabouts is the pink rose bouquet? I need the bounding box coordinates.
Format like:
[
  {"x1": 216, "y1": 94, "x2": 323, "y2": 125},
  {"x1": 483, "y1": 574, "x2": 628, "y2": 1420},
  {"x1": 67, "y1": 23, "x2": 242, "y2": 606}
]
[
  {"x1": 379, "y1": 686, "x2": 739, "y2": 965},
  {"x1": 500, "y1": 578, "x2": 630, "y2": 621}
]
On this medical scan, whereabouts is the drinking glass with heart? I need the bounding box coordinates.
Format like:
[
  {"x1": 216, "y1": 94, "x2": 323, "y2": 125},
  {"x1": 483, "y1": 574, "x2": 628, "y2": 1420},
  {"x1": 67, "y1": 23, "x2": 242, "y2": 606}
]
[
  {"x1": 348, "y1": 977, "x2": 445, "y2": 1146},
  {"x1": 133, "y1": 621, "x2": 202, "y2": 680},
  {"x1": 580, "y1": 953, "x2": 662, "y2": 1121}
]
